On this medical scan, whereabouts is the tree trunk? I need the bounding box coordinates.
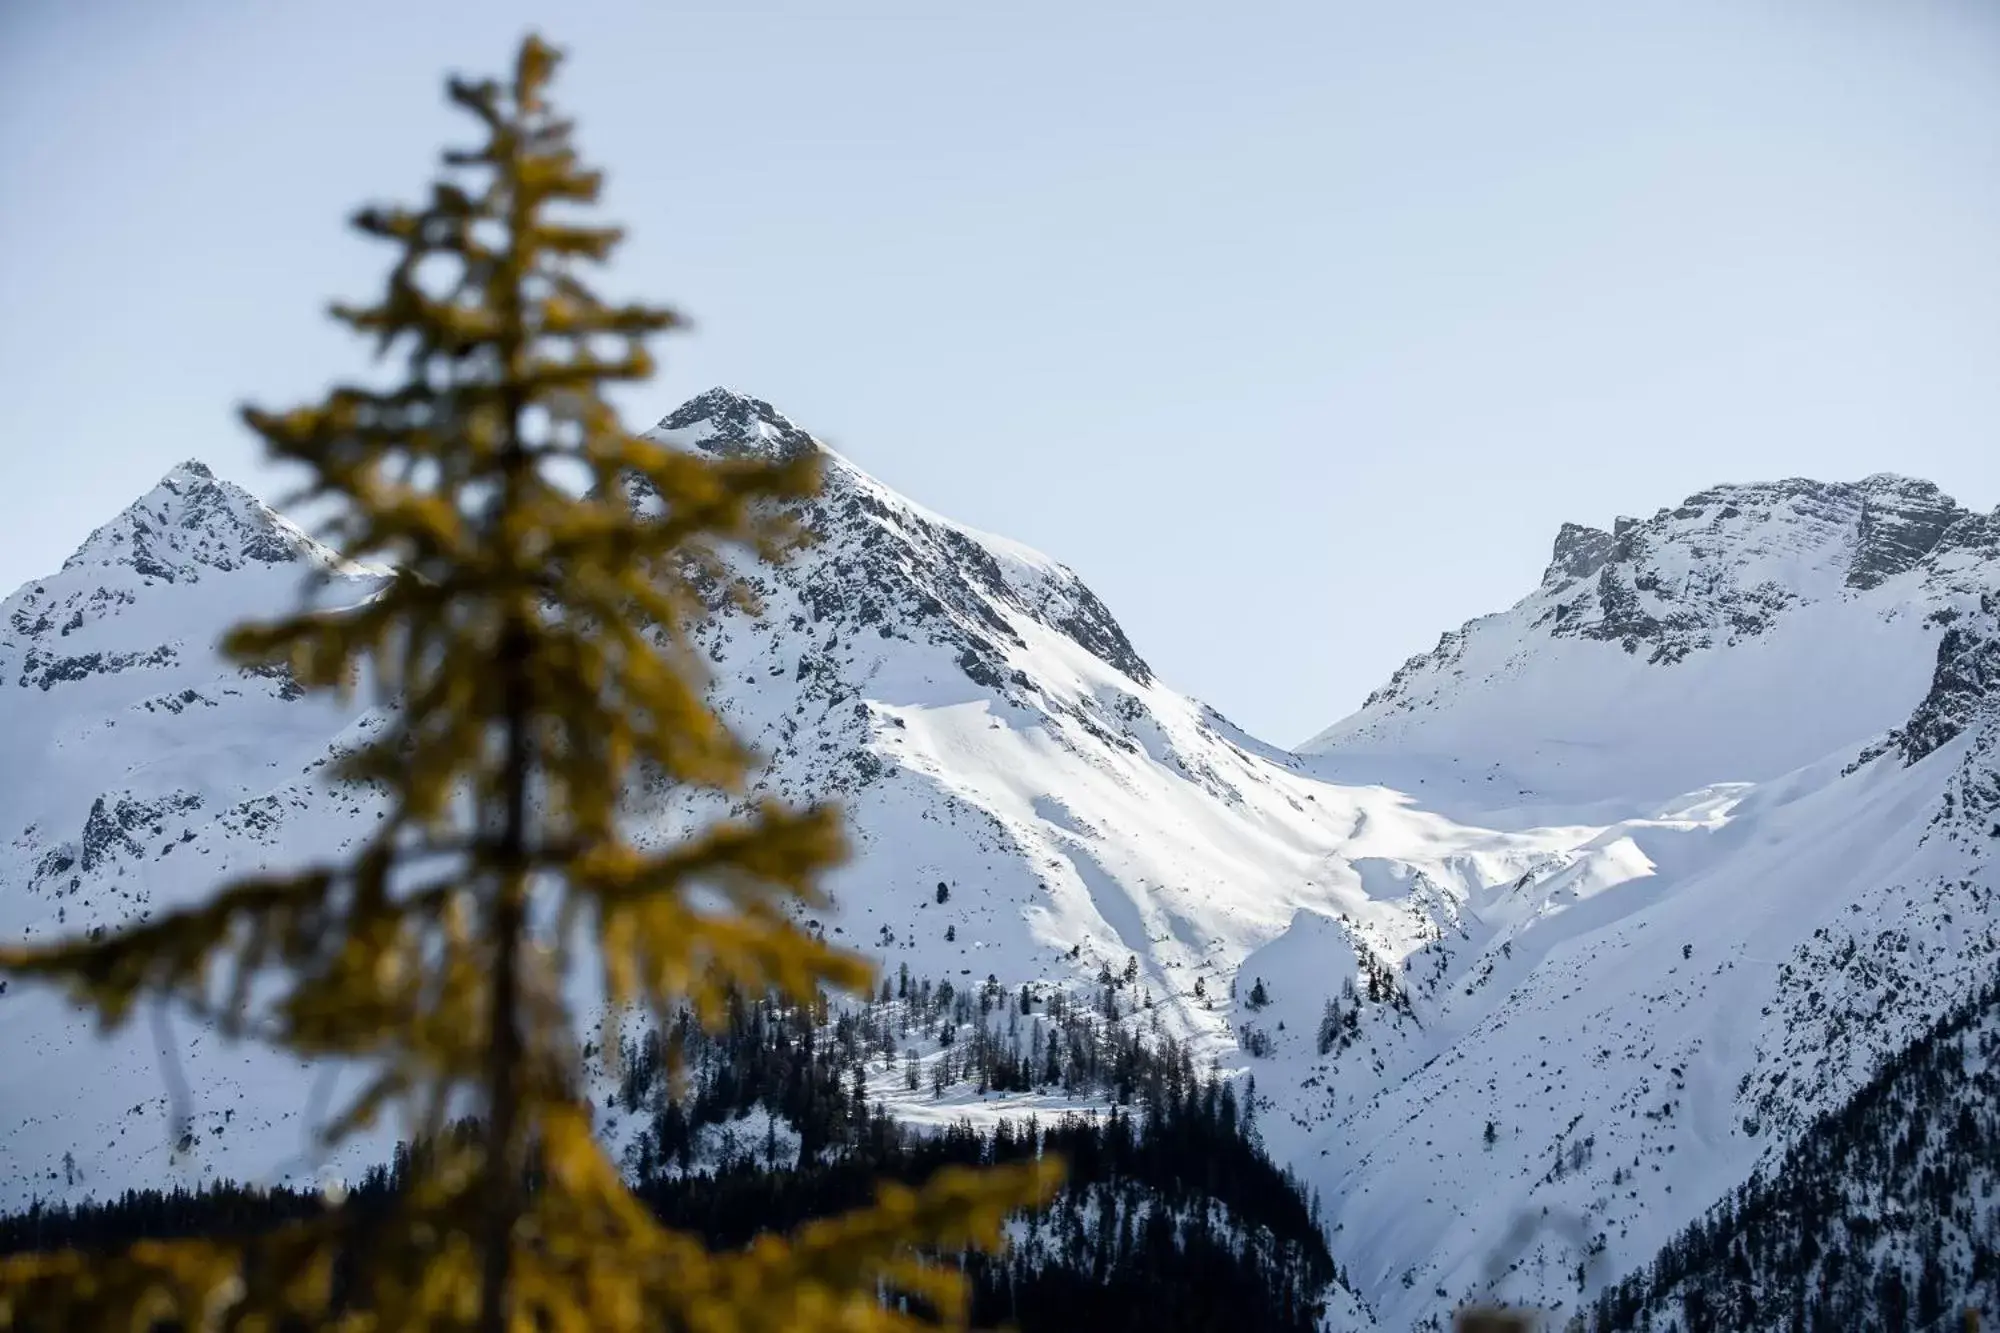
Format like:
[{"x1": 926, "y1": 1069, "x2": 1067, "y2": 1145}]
[
  {"x1": 479, "y1": 332, "x2": 534, "y2": 1331},
  {"x1": 478, "y1": 619, "x2": 531, "y2": 1333}
]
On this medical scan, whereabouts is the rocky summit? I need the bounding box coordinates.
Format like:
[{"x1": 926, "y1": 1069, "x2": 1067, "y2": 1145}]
[{"x1": 1310, "y1": 472, "x2": 2000, "y2": 805}]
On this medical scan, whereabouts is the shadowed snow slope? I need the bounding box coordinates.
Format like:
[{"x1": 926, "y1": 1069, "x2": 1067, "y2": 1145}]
[{"x1": 7, "y1": 413, "x2": 2000, "y2": 1331}]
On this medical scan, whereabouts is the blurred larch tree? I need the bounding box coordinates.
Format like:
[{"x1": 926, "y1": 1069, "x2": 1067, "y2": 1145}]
[{"x1": 0, "y1": 33, "x2": 1055, "y2": 1333}]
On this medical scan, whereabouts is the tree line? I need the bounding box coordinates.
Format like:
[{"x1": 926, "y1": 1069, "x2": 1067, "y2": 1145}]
[
  {"x1": 2, "y1": 982, "x2": 1348, "y2": 1333},
  {"x1": 1590, "y1": 972, "x2": 2000, "y2": 1331}
]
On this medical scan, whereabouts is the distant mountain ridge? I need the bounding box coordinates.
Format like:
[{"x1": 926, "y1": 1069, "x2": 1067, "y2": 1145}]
[{"x1": 1306, "y1": 472, "x2": 2000, "y2": 807}]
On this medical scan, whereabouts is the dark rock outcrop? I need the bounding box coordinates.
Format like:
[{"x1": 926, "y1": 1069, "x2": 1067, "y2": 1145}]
[
  {"x1": 1845, "y1": 475, "x2": 1965, "y2": 590},
  {"x1": 1542, "y1": 522, "x2": 1616, "y2": 587},
  {"x1": 1899, "y1": 594, "x2": 2000, "y2": 766}
]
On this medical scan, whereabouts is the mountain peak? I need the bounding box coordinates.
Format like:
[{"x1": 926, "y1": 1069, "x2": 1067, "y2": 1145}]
[
  {"x1": 650, "y1": 387, "x2": 817, "y2": 463},
  {"x1": 1857, "y1": 470, "x2": 1942, "y2": 492},
  {"x1": 59, "y1": 461, "x2": 323, "y2": 586},
  {"x1": 1314, "y1": 470, "x2": 1999, "y2": 798},
  {"x1": 1530, "y1": 474, "x2": 1971, "y2": 597}
]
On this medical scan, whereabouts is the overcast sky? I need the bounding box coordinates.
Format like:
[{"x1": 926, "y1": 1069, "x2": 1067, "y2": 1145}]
[{"x1": 4, "y1": 0, "x2": 1997, "y2": 745}]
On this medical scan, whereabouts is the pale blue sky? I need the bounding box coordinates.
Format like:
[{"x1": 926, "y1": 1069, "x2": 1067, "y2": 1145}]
[{"x1": 3, "y1": 1, "x2": 1997, "y2": 745}]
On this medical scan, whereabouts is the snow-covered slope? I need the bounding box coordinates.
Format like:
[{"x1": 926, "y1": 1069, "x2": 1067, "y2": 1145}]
[
  {"x1": 0, "y1": 395, "x2": 1574, "y2": 1238},
  {"x1": 0, "y1": 462, "x2": 392, "y2": 1202},
  {"x1": 7, "y1": 422, "x2": 2000, "y2": 1331},
  {"x1": 1593, "y1": 966, "x2": 2000, "y2": 1329},
  {"x1": 1264, "y1": 477, "x2": 2000, "y2": 1326}
]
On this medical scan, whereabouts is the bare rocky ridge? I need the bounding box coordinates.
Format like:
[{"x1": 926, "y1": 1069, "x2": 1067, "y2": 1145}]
[
  {"x1": 1527, "y1": 475, "x2": 1986, "y2": 659},
  {"x1": 1312, "y1": 473, "x2": 2000, "y2": 806}
]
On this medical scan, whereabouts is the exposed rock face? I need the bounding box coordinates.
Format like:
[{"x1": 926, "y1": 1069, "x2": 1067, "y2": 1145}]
[
  {"x1": 1845, "y1": 474, "x2": 1965, "y2": 590},
  {"x1": 654, "y1": 387, "x2": 818, "y2": 464},
  {"x1": 1530, "y1": 476, "x2": 1980, "y2": 661},
  {"x1": 1542, "y1": 522, "x2": 1616, "y2": 587},
  {"x1": 1896, "y1": 595, "x2": 2000, "y2": 765},
  {"x1": 650, "y1": 388, "x2": 1152, "y2": 696}
]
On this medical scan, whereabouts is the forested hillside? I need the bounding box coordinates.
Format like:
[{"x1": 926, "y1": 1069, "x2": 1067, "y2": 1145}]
[
  {"x1": 1591, "y1": 972, "x2": 2000, "y2": 1331},
  {"x1": 1, "y1": 980, "x2": 1363, "y2": 1332}
]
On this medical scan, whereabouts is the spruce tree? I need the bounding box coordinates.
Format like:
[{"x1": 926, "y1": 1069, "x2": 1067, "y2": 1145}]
[{"x1": 0, "y1": 34, "x2": 1053, "y2": 1333}]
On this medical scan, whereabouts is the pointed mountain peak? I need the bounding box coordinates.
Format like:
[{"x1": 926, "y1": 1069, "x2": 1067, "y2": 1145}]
[
  {"x1": 640, "y1": 388, "x2": 1152, "y2": 689},
  {"x1": 659, "y1": 386, "x2": 788, "y2": 429},
  {"x1": 60, "y1": 461, "x2": 327, "y2": 586},
  {"x1": 649, "y1": 387, "x2": 818, "y2": 462}
]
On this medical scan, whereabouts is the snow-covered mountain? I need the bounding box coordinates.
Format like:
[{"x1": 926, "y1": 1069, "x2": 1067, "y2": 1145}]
[
  {"x1": 1270, "y1": 476, "x2": 2000, "y2": 1325},
  {"x1": 5, "y1": 400, "x2": 2000, "y2": 1330},
  {"x1": 1305, "y1": 475, "x2": 2000, "y2": 811},
  {"x1": 0, "y1": 393, "x2": 1571, "y2": 1214}
]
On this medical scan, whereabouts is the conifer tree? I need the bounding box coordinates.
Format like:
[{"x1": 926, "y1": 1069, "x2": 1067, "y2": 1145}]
[{"x1": 0, "y1": 34, "x2": 1054, "y2": 1333}]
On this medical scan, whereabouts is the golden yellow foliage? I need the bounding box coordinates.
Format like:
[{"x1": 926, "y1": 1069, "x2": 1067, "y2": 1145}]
[{"x1": 0, "y1": 34, "x2": 1056, "y2": 1333}]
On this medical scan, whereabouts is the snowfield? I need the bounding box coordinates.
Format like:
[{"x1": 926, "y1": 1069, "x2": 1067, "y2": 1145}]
[{"x1": 4, "y1": 393, "x2": 1998, "y2": 1329}]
